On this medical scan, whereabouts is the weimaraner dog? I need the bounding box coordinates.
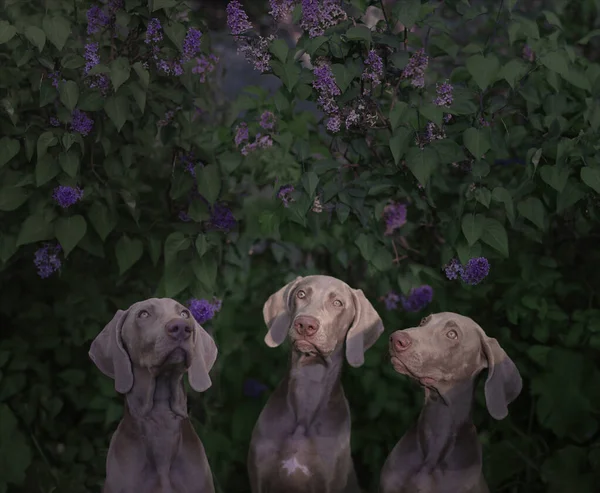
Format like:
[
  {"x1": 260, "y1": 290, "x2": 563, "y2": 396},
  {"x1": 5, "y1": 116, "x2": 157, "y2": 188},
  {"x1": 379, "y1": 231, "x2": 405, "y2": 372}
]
[
  {"x1": 89, "y1": 297, "x2": 218, "y2": 493},
  {"x1": 380, "y1": 312, "x2": 522, "y2": 493},
  {"x1": 248, "y1": 275, "x2": 384, "y2": 493}
]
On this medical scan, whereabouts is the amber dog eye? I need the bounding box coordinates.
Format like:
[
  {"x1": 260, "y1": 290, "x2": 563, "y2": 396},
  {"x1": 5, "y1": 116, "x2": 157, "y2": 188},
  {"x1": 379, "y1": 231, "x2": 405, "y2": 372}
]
[
  {"x1": 297, "y1": 290, "x2": 306, "y2": 299},
  {"x1": 138, "y1": 310, "x2": 150, "y2": 318},
  {"x1": 446, "y1": 330, "x2": 458, "y2": 339},
  {"x1": 419, "y1": 315, "x2": 431, "y2": 326},
  {"x1": 333, "y1": 300, "x2": 343, "y2": 307},
  {"x1": 180, "y1": 310, "x2": 190, "y2": 318}
]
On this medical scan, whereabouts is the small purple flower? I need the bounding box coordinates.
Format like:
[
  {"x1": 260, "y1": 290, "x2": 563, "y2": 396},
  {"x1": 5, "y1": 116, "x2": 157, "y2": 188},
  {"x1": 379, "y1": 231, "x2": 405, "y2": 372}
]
[
  {"x1": 402, "y1": 48, "x2": 428, "y2": 88},
  {"x1": 243, "y1": 378, "x2": 268, "y2": 398},
  {"x1": 48, "y1": 71, "x2": 61, "y2": 88},
  {"x1": 49, "y1": 117, "x2": 60, "y2": 127},
  {"x1": 301, "y1": 0, "x2": 346, "y2": 38},
  {"x1": 478, "y1": 116, "x2": 491, "y2": 128},
  {"x1": 180, "y1": 152, "x2": 199, "y2": 176},
  {"x1": 241, "y1": 133, "x2": 273, "y2": 155},
  {"x1": 192, "y1": 54, "x2": 219, "y2": 82},
  {"x1": 268, "y1": 0, "x2": 295, "y2": 22},
  {"x1": 259, "y1": 110, "x2": 276, "y2": 130},
  {"x1": 421, "y1": 122, "x2": 445, "y2": 146},
  {"x1": 86, "y1": 5, "x2": 110, "y2": 35},
  {"x1": 383, "y1": 291, "x2": 401, "y2": 310},
  {"x1": 400, "y1": 285, "x2": 433, "y2": 313},
  {"x1": 209, "y1": 203, "x2": 236, "y2": 232},
  {"x1": 178, "y1": 211, "x2": 191, "y2": 222},
  {"x1": 52, "y1": 186, "x2": 84, "y2": 209},
  {"x1": 326, "y1": 115, "x2": 341, "y2": 133},
  {"x1": 83, "y1": 42, "x2": 100, "y2": 75},
  {"x1": 460, "y1": 257, "x2": 490, "y2": 285},
  {"x1": 34, "y1": 243, "x2": 62, "y2": 278},
  {"x1": 444, "y1": 258, "x2": 464, "y2": 280},
  {"x1": 70, "y1": 109, "x2": 94, "y2": 136},
  {"x1": 433, "y1": 81, "x2": 453, "y2": 107},
  {"x1": 313, "y1": 63, "x2": 341, "y2": 125},
  {"x1": 181, "y1": 27, "x2": 203, "y2": 63},
  {"x1": 237, "y1": 34, "x2": 274, "y2": 72},
  {"x1": 362, "y1": 50, "x2": 384, "y2": 91},
  {"x1": 383, "y1": 202, "x2": 407, "y2": 236},
  {"x1": 146, "y1": 18, "x2": 163, "y2": 44},
  {"x1": 277, "y1": 185, "x2": 294, "y2": 207},
  {"x1": 188, "y1": 297, "x2": 222, "y2": 325},
  {"x1": 226, "y1": 0, "x2": 253, "y2": 36},
  {"x1": 523, "y1": 45, "x2": 534, "y2": 62},
  {"x1": 158, "y1": 108, "x2": 178, "y2": 127},
  {"x1": 234, "y1": 122, "x2": 249, "y2": 146}
]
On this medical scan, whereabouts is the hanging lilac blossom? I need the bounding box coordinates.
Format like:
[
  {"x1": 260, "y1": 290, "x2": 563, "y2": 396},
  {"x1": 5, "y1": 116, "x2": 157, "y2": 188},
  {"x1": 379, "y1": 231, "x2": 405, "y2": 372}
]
[
  {"x1": 53, "y1": 186, "x2": 84, "y2": 209},
  {"x1": 48, "y1": 71, "x2": 61, "y2": 88},
  {"x1": 259, "y1": 110, "x2": 276, "y2": 130},
  {"x1": 460, "y1": 257, "x2": 490, "y2": 285},
  {"x1": 145, "y1": 18, "x2": 163, "y2": 44},
  {"x1": 209, "y1": 203, "x2": 236, "y2": 232},
  {"x1": 402, "y1": 48, "x2": 428, "y2": 88},
  {"x1": 83, "y1": 42, "x2": 110, "y2": 92},
  {"x1": 301, "y1": 0, "x2": 347, "y2": 38},
  {"x1": 180, "y1": 152, "x2": 199, "y2": 176},
  {"x1": 313, "y1": 63, "x2": 341, "y2": 132},
  {"x1": 188, "y1": 297, "x2": 222, "y2": 324},
  {"x1": 383, "y1": 202, "x2": 407, "y2": 236},
  {"x1": 86, "y1": 5, "x2": 110, "y2": 35},
  {"x1": 400, "y1": 285, "x2": 433, "y2": 313},
  {"x1": 522, "y1": 45, "x2": 534, "y2": 62},
  {"x1": 277, "y1": 185, "x2": 295, "y2": 207},
  {"x1": 34, "y1": 243, "x2": 62, "y2": 278},
  {"x1": 269, "y1": 0, "x2": 295, "y2": 22},
  {"x1": 444, "y1": 258, "x2": 464, "y2": 280},
  {"x1": 49, "y1": 117, "x2": 60, "y2": 127},
  {"x1": 234, "y1": 122, "x2": 249, "y2": 147},
  {"x1": 345, "y1": 109, "x2": 360, "y2": 129},
  {"x1": 478, "y1": 116, "x2": 491, "y2": 127},
  {"x1": 238, "y1": 34, "x2": 274, "y2": 72},
  {"x1": 157, "y1": 108, "x2": 178, "y2": 127},
  {"x1": 70, "y1": 110, "x2": 94, "y2": 136},
  {"x1": 383, "y1": 291, "x2": 401, "y2": 310},
  {"x1": 433, "y1": 81, "x2": 453, "y2": 107},
  {"x1": 181, "y1": 27, "x2": 203, "y2": 63},
  {"x1": 192, "y1": 54, "x2": 219, "y2": 82},
  {"x1": 326, "y1": 115, "x2": 341, "y2": 133},
  {"x1": 226, "y1": 1, "x2": 253, "y2": 35},
  {"x1": 362, "y1": 50, "x2": 384, "y2": 92},
  {"x1": 241, "y1": 134, "x2": 273, "y2": 155}
]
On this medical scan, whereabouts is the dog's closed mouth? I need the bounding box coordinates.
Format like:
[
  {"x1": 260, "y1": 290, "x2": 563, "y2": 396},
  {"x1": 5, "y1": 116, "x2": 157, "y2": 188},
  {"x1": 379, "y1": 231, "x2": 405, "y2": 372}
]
[
  {"x1": 293, "y1": 340, "x2": 320, "y2": 357},
  {"x1": 162, "y1": 347, "x2": 189, "y2": 367}
]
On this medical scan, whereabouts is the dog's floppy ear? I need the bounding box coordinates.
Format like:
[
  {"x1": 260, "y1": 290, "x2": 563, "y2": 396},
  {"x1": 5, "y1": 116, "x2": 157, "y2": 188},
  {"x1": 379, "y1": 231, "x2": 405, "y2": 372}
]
[
  {"x1": 345, "y1": 289, "x2": 384, "y2": 367},
  {"x1": 479, "y1": 331, "x2": 522, "y2": 420},
  {"x1": 188, "y1": 322, "x2": 218, "y2": 392},
  {"x1": 263, "y1": 276, "x2": 303, "y2": 347},
  {"x1": 89, "y1": 309, "x2": 134, "y2": 394}
]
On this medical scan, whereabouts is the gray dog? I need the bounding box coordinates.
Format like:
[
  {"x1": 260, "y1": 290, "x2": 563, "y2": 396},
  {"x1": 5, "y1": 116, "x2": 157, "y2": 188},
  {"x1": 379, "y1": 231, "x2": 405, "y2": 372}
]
[
  {"x1": 380, "y1": 312, "x2": 522, "y2": 493},
  {"x1": 248, "y1": 275, "x2": 384, "y2": 493},
  {"x1": 89, "y1": 297, "x2": 218, "y2": 493}
]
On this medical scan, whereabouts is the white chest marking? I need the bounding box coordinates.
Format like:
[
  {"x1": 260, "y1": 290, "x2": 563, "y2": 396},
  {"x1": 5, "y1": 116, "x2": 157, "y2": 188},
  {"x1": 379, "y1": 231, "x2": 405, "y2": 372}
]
[{"x1": 281, "y1": 456, "x2": 310, "y2": 477}]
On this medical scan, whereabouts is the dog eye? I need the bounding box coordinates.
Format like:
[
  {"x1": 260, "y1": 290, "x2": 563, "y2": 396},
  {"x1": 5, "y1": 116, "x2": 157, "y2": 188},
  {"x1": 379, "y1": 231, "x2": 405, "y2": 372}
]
[
  {"x1": 333, "y1": 299, "x2": 343, "y2": 307},
  {"x1": 138, "y1": 310, "x2": 150, "y2": 319},
  {"x1": 296, "y1": 290, "x2": 306, "y2": 299},
  {"x1": 446, "y1": 330, "x2": 458, "y2": 339},
  {"x1": 419, "y1": 316, "x2": 430, "y2": 326},
  {"x1": 180, "y1": 310, "x2": 190, "y2": 318}
]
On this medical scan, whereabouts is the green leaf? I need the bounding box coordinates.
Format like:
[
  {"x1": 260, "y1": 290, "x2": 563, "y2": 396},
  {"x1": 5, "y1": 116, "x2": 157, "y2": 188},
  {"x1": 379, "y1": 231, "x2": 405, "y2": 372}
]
[
  {"x1": 59, "y1": 80, "x2": 79, "y2": 111},
  {"x1": 540, "y1": 165, "x2": 569, "y2": 192},
  {"x1": 164, "y1": 232, "x2": 191, "y2": 265},
  {"x1": 24, "y1": 26, "x2": 46, "y2": 52},
  {"x1": 35, "y1": 155, "x2": 60, "y2": 186},
  {"x1": 491, "y1": 187, "x2": 515, "y2": 223},
  {"x1": 481, "y1": 218, "x2": 509, "y2": 257},
  {"x1": 371, "y1": 247, "x2": 393, "y2": 271},
  {"x1": 461, "y1": 214, "x2": 485, "y2": 246},
  {"x1": 148, "y1": 237, "x2": 162, "y2": 265},
  {"x1": 58, "y1": 150, "x2": 79, "y2": 177},
  {"x1": 259, "y1": 211, "x2": 280, "y2": 238},
  {"x1": 330, "y1": 64, "x2": 353, "y2": 93},
  {"x1": 88, "y1": 202, "x2": 116, "y2": 241},
  {"x1": 518, "y1": 197, "x2": 545, "y2": 229},
  {"x1": 0, "y1": 21, "x2": 17, "y2": 44},
  {"x1": 346, "y1": 26, "x2": 372, "y2": 43},
  {"x1": 500, "y1": 59, "x2": 528, "y2": 89},
  {"x1": 104, "y1": 96, "x2": 128, "y2": 132},
  {"x1": 115, "y1": 235, "x2": 144, "y2": 274},
  {"x1": 0, "y1": 404, "x2": 32, "y2": 485},
  {"x1": 110, "y1": 57, "x2": 131, "y2": 91},
  {"x1": 419, "y1": 103, "x2": 444, "y2": 127},
  {"x1": 16, "y1": 213, "x2": 54, "y2": 246},
  {"x1": 577, "y1": 29, "x2": 600, "y2": 45},
  {"x1": 150, "y1": 0, "x2": 179, "y2": 12},
  {"x1": 269, "y1": 38, "x2": 288, "y2": 63},
  {"x1": 540, "y1": 51, "x2": 569, "y2": 75},
  {"x1": 463, "y1": 127, "x2": 490, "y2": 159},
  {"x1": 40, "y1": 80, "x2": 57, "y2": 107},
  {"x1": 466, "y1": 54, "x2": 500, "y2": 90},
  {"x1": 0, "y1": 137, "x2": 20, "y2": 168},
  {"x1": 273, "y1": 61, "x2": 300, "y2": 91},
  {"x1": 557, "y1": 182, "x2": 585, "y2": 213},
  {"x1": 475, "y1": 187, "x2": 492, "y2": 208},
  {"x1": 389, "y1": 128, "x2": 412, "y2": 165},
  {"x1": 42, "y1": 15, "x2": 71, "y2": 51},
  {"x1": 196, "y1": 164, "x2": 221, "y2": 205},
  {"x1": 37, "y1": 131, "x2": 58, "y2": 159},
  {"x1": 393, "y1": 0, "x2": 421, "y2": 28},
  {"x1": 0, "y1": 234, "x2": 17, "y2": 263},
  {"x1": 336, "y1": 203, "x2": 350, "y2": 224},
  {"x1": 55, "y1": 215, "x2": 87, "y2": 257},
  {"x1": 430, "y1": 139, "x2": 466, "y2": 164},
  {"x1": 580, "y1": 167, "x2": 600, "y2": 194},
  {"x1": 192, "y1": 255, "x2": 218, "y2": 292},
  {"x1": 389, "y1": 102, "x2": 408, "y2": 129},
  {"x1": 355, "y1": 233, "x2": 375, "y2": 261},
  {"x1": 531, "y1": 148, "x2": 542, "y2": 171},
  {"x1": 132, "y1": 61, "x2": 150, "y2": 89},
  {"x1": 405, "y1": 147, "x2": 438, "y2": 185},
  {"x1": 195, "y1": 235, "x2": 208, "y2": 257},
  {"x1": 129, "y1": 81, "x2": 146, "y2": 113},
  {"x1": 0, "y1": 187, "x2": 29, "y2": 211},
  {"x1": 301, "y1": 171, "x2": 319, "y2": 197}
]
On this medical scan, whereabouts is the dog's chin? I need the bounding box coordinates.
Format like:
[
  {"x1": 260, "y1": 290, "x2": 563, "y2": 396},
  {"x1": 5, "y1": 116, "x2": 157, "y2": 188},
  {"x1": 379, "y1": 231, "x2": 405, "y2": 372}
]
[
  {"x1": 293, "y1": 340, "x2": 329, "y2": 361},
  {"x1": 390, "y1": 356, "x2": 436, "y2": 387},
  {"x1": 158, "y1": 347, "x2": 190, "y2": 372}
]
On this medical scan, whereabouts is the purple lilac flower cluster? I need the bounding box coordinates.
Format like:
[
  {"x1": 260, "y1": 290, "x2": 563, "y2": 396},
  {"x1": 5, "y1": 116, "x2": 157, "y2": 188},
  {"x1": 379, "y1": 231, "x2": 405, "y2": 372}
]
[
  {"x1": 402, "y1": 48, "x2": 428, "y2": 88},
  {"x1": 180, "y1": 152, "x2": 202, "y2": 177},
  {"x1": 83, "y1": 42, "x2": 110, "y2": 93},
  {"x1": 209, "y1": 203, "x2": 237, "y2": 232},
  {"x1": 433, "y1": 81, "x2": 453, "y2": 107},
  {"x1": 343, "y1": 99, "x2": 377, "y2": 130},
  {"x1": 383, "y1": 202, "x2": 407, "y2": 236},
  {"x1": 300, "y1": 0, "x2": 347, "y2": 38},
  {"x1": 268, "y1": 0, "x2": 295, "y2": 22},
  {"x1": 313, "y1": 63, "x2": 341, "y2": 133},
  {"x1": 241, "y1": 134, "x2": 274, "y2": 155},
  {"x1": 192, "y1": 54, "x2": 219, "y2": 82},
  {"x1": 70, "y1": 109, "x2": 94, "y2": 136},
  {"x1": 226, "y1": 1, "x2": 273, "y2": 73},
  {"x1": 362, "y1": 50, "x2": 384, "y2": 93},
  {"x1": 259, "y1": 110, "x2": 276, "y2": 130},
  {"x1": 188, "y1": 297, "x2": 222, "y2": 324},
  {"x1": 34, "y1": 243, "x2": 62, "y2": 278},
  {"x1": 277, "y1": 185, "x2": 295, "y2": 207},
  {"x1": 53, "y1": 185, "x2": 84, "y2": 208},
  {"x1": 400, "y1": 285, "x2": 433, "y2": 313},
  {"x1": 48, "y1": 71, "x2": 62, "y2": 88},
  {"x1": 523, "y1": 45, "x2": 534, "y2": 62},
  {"x1": 157, "y1": 107, "x2": 181, "y2": 127},
  {"x1": 382, "y1": 291, "x2": 401, "y2": 310},
  {"x1": 444, "y1": 257, "x2": 490, "y2": 285},
  {"x1": 234, "y1": 112, "x2": 277, "y2": 155},
  {"x1": 49, "y1": 117, "x2": 61, "y2": 127}
]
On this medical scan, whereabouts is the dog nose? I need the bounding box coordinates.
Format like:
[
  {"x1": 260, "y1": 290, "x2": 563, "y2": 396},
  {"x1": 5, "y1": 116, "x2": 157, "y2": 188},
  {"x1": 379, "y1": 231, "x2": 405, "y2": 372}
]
[
  {"x1": 293, "y1": 315, "x2": 320, "y2": 337},
  {"x1": 390, "y1": 331, "x2": 412, "y2": 352},
  {"x1": 165, "y1": 319, "x2": 192, "y2": 341}
]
